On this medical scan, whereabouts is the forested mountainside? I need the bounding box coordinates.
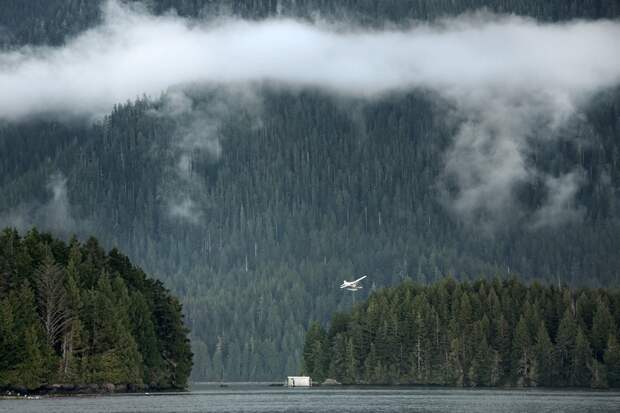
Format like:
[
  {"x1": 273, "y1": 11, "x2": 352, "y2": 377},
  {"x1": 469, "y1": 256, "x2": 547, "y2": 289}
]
[
  {"x1": 1, "y1": 0, "x2": 619, "y2": 48},
  {"x1": 0, "y1": 229, "x2": 192, "y2": 392},
  {"x1": 304, "y1": 279, "x2": 620, "y2": 388},
  {"x1": 2, "y1": 87, "x2": 619, "y2": 381},
  {"x1": 1, "y1": 1, "x2": 620, "y2": 382}
]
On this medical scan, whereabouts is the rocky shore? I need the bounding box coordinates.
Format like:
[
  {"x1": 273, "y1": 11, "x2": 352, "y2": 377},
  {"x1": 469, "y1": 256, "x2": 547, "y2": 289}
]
[{"x1": 1, "y1": 383, "x2": 184, "y2": 397}]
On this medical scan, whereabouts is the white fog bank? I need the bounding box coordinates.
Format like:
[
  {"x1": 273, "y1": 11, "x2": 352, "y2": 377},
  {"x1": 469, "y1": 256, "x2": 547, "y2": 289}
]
[
  {"x1": 2, "y1": 0, "x2": 620, "y2": 227},
  {"x1": 0, "y1": 0, "x2": 618, "y2": 120}
]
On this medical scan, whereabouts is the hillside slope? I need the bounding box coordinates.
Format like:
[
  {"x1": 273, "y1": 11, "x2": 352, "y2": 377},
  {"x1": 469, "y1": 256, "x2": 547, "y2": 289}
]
[{"x1": 1, "y1": 1, "x2": 619, "y2": 380}]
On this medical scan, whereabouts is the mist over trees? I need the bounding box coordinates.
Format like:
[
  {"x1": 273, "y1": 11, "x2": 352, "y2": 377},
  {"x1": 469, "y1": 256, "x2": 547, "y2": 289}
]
[
  {"x1": 0, "y1": 0, "x2": 619, "y2": 382},
  {"x1": 2, "y1": 86, "x2": 618, "y2": 381},
  {"x1": 0, "y1": 229, "x2": 192, "y2": 391},
  {"x1": 304, "y1": 279, "x2": 620, "y2": 388}
]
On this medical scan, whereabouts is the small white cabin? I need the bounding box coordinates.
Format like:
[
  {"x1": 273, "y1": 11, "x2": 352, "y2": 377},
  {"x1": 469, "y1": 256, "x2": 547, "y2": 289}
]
[{"x1": 287, "y1": 376, "x2": 312, "y2": 387}]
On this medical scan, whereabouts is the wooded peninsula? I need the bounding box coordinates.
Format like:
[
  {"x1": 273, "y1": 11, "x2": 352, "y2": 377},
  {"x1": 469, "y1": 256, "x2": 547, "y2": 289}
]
[
  {"x1": 0, "y1": 228, "x2": 192, "y2": 393},
  {"x1": 304, "y1": 278, "x2": 620, "y2": 388}
]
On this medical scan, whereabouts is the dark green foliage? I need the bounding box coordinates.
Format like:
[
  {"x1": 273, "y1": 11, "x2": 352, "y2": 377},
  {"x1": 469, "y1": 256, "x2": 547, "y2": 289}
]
[
  {"x1": 592, "y1": 298, "x2": 615, "y2": 359},
  {"x1": 0, "y1": 229, "x2": 192, "y2": 391},
  {"x1": 305, "y1": 279, "x2": 620, "y2": 387},
  {"x1": 555, "y1": 310, "x2": 579, "y2": 386},
  {"x1": 533, "y1": 321, "x2": 554, "y2": 386},
  {"x1": 1, "y1": 84, "x2": 618, "y2": 381},
  {"x1": 0, "y1": 282, "x2": 53, "y2": 389},
  {"x1": 604, "y1": 335, "x2": 620, "y2": 387},
  {"x1": 573, "y1": 328, "x2": 593, "y2": 386},
  {"x1": 1, "y1": 0, "x2": 619, "y2": 49},
  {"x1": 512, "y1": 316, "x2": 534, "y2": 386},
  {"x1": 1, "y1": 1, "x2": 620, "y2": 382},
  {"x1": 303, "y1": 322, "x2": 329, "y2": 383}
]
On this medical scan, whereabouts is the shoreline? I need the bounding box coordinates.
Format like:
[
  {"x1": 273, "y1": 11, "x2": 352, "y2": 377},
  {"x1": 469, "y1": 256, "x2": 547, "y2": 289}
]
[
  {"x1": 3, "y1": 384, "x2": 619, "y2": 400},
  {"x1": 1, "y1": 384, "x2": 188, "y2": 399}
]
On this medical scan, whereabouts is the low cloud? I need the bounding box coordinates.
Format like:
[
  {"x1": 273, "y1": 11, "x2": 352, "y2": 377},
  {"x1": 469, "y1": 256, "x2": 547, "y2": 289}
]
[
  {"x1": 1, "y1": 1, "x2": 619, "y2": 227},
  {"x1": 152, "y1": 87, "x2": 263, "y2": 223},
  {"x1": 0, "y1": 173, "x2": 88, "y2": 235},
  {"x1": 0, "y1": 1, "x2": 618, "y2": 119},
  {"x1": 168, "y1": 196, "x2": 202, "y2": 224},
  {"x1": 439, "y1": 91, "x2": 590, "y2": 228},
  {"x1": 531, "y1": 172, "x2": 585, "y2": 229}
]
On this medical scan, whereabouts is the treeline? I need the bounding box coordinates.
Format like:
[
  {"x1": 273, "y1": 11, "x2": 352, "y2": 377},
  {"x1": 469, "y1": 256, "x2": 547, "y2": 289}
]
[
  {"x1": 304, "y1": 279, "x2": 620, "y2": 388},
  {"x1": 0, "y1": 228, "x2": 192, "y2": 391}
]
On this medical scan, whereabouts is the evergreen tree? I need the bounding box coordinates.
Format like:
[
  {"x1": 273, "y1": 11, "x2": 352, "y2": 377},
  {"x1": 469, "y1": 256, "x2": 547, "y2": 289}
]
[
  {"x1": 0, "y1": 297, "x2": 16, "y2": 384},
  {"x1": 469, "y1": 335, "x2": 492, "y2": 386},
  {"x1": 305, "y1": 279, "x2": 620, "y2": 387},
  {"x1": 555, "y1": 310, "x2": 578, "y2": 386},
  {"x1": 129, "y1": 291, "x2": 162, "y2": 384},
  {"x1": 572, "y1": 327, "x2": 593, "y2": 386},
  {"x1": 0, "y1": 230, "x2": 192, "y2": 390},
  {"x1": 592, "y1": 299, "x2": 614, "y2": 359},
  {"x1": 604, "y1": 335, "x2": 620, "y2": 387},
  {"x1": 494, "y1": 315, "x2": 512, "y2": 381},
  {"x1": 328, "y1": 333, "x2": 348, "y2": 383},
  {"x1": 534, "y1": 321, "x2": 554, "y2": 387},
  {"x1": 18, "y1": 325, "x2": 49, "y2": 390},
  {"x1": 302, "y1": 322, "x2": 328, "y2": 382},
  {"x1": 8, "y1": 282, "x2": 53, "y2": 389},
  {"x1": 512, "y1": 316, "x2": 534, "y2": 386}
]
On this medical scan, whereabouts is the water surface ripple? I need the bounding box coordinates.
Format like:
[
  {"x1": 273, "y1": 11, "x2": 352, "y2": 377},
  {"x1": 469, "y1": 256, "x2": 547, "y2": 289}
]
[{"x1": 2, "y1": 384, "x2": 619, "y2": 412}]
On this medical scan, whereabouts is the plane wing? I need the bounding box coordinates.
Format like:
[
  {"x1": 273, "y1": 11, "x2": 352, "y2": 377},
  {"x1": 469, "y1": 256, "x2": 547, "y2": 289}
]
[{"x1": 341, "y1": 275, "x2": 367, "y2": 289}]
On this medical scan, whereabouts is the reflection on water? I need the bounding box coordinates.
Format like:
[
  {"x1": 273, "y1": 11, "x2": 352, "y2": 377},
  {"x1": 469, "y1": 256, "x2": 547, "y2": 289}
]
[{"x1": 1, "y1": 383, "x2": 620, "y2": 413}]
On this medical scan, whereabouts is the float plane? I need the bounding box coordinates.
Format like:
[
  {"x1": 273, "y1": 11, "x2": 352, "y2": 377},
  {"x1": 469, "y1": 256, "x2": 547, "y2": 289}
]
[{"x1": 340, "y1": 275, "x2": 367, "y2": 291}]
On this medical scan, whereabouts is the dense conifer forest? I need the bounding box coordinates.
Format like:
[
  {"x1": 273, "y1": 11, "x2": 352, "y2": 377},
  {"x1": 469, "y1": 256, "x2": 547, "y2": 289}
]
[
  {"x1": 1, "y1": 0, "x2": 619, "y2": 381},
  {"x1": 0, "y1": 229, "x2": 192, "y2": 391},
  {"x1": 304, "y1": 279, "x2": 620, "y2": 388},
  {"x1": 1, "y1": 0, "x2": 619, "y2": 49},
  {"x1": 2, "y1": 85, "x2": 618, "y2": 381}
]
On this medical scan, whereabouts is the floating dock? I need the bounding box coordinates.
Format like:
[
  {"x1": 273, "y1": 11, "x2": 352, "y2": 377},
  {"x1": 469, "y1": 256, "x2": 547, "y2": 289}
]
[{"x1": 286, "y1": 376, "x2": 312, "y2": 387}]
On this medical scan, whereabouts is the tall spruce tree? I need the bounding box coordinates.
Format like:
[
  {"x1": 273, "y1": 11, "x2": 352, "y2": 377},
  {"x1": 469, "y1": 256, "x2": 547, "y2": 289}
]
[
  {"x1": 555, "y1": 310, "x2": 578, "y2": 386},
  {"x1": 534, "y1": 321, "x2": 554, "y2": 386},
  {"x1": 604, "y1": 335, "x2": 620, "y2": 387},
  {"x1": 573, "y1": 328, "x2": 593, "y2": 386},
  {"x1": 512, "y1": 316, "x2": 534, "y2": 386}
]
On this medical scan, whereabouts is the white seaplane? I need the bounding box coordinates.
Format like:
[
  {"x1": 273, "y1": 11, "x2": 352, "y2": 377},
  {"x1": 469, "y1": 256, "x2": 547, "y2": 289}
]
[{"x1": 340, "y1": 275, "x2": 367, "y2": 291}]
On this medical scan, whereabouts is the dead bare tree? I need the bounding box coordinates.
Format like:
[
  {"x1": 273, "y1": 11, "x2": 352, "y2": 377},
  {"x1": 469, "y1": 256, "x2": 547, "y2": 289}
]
[{"x1": 36, "y1": 256, "x2": 72, "y2": 349}]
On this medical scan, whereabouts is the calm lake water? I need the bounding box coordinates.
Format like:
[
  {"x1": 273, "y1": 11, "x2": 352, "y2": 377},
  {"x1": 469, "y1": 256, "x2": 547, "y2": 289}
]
[{"x1": 2, "y1": 383, "x2": 619, "y2": 413}]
